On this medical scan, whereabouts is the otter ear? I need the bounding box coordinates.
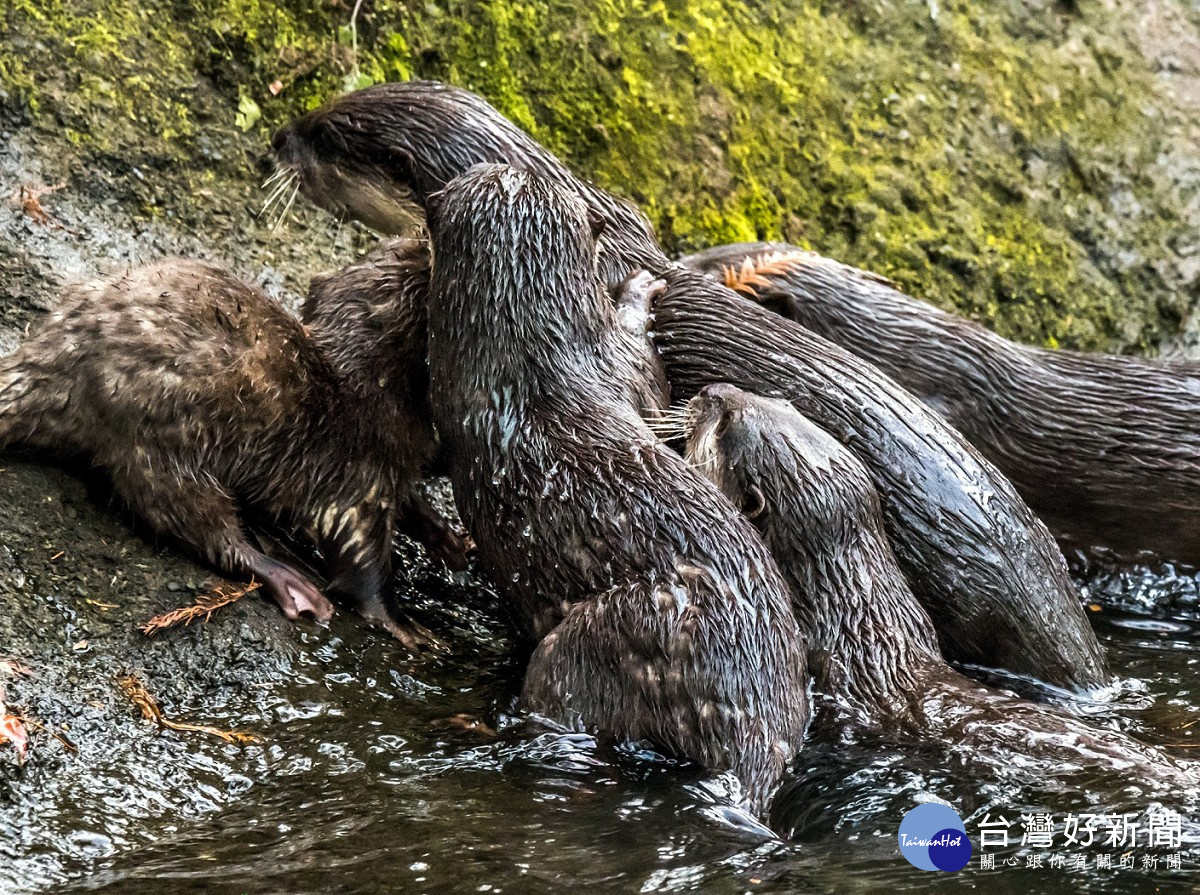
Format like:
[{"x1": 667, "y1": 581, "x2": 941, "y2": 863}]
[
  {"x1": 742, "y1": 484, "x2": 767, "y2": 521},
  {"x1": 387, "y1": 146, "x2": 415, "y2": 180},
  {"x1": 586, "y1": 207, "x2": 607, "y2": 242}
]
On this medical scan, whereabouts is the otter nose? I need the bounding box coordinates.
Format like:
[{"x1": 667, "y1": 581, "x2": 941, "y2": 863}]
[{"x1": 270, "y1": 126, "x2": 290, "y2": 153}]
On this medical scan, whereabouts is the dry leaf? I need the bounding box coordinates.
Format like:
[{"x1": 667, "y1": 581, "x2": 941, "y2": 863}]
[
  {"x1": 16, "y1": 182, "x2": 66, "y2": 228},
  {"x1": 0, "y1": 659, "x2": 33, "y2": 678},
  {"x1": 1, "y1": 690, "x2": 28, "y2": 761},
  {"x1": 1, "y1": 713, "x2": 28, "y2": 760}
]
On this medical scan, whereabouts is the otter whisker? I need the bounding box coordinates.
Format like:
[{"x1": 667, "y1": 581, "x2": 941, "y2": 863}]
[
  {"x1": 643, "y1": 404, "x2": 693, "y2": 441},
  {"x1": 269, "y1": 176, "x2": 297, "y2": 215},
  {"x1": 259, "y1": 176, "x2": 291, "y2": 220},
  {"x1": 272, "y1": 180, "x2": 302, "y2": 231},
  {"x1": 263, "y1": 170, "x2": 291, "y2": 205},
  {"x1": 260, "y1": 170, "x2": 299, "y2": 222},
  {"x1": 644, "y1": 422, "x2": 688, "y2": 441},
  {"x1": 261, "y1": 166, "x2": 288, "y2": 192},
  {"x1": 643, "y1": 405, "x2": 691, "y2": 422}
]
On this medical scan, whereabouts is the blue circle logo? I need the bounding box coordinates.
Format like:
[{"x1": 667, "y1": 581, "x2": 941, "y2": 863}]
[{"x1": 898, "y1": 804, "x2": 972, "y2": 871}]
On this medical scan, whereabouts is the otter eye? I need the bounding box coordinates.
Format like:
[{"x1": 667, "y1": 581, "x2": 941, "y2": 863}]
[{"x1": 743, "y1": 484, "x2": 767, "y2": 520}]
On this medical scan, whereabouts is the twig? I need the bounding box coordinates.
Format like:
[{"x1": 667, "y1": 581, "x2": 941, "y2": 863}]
[
  {"x1": 22, "y1": 717, "x2": 77, "y2": 754},
  {"x1": 721, "y1": 250, "x2": 808, "y2": 297},
  {"x1": 116, "y1": 674, "x2": 262, "y2": 745},
  {"x1": 15, "y1": 182, "x2": 66, "y2": 227}
]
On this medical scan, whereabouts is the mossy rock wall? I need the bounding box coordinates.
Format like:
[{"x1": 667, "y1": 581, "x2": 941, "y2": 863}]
[{"x1": 4, "y1": 0, "x2": 1198, "y2": 351}]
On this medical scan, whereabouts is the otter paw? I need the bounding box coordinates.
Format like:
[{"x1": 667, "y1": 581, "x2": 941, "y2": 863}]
[
  {"x1": 615, "y1": 270, "x2": 668, "y2": 322},
  {"x1": 261, "y1": 565, "x2": 335, "y2": 623},
  {"x1": 431, "y1": 528, "x2": 475, "y2": 572}
]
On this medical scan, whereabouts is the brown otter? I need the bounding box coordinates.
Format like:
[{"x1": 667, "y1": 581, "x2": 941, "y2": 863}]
[
  {"x1": 0, "y1": 259, "x2": 427, "y2": 643},
  {"x1": 303, "y1": 237, "x2": 469, "y2": 569},
  {"x1": 425, "y1": 163, "x2": 809, "y2": 813},
  {"x1": 685, "y1": 383, "x2": 1196, "y2": 793},
  {"x1": 684, "y1": 243, "x2": 1200, "y2": 563},
  {"x1": 270, "y1": 80, "x2": 1110, "y2": 693},
  {"x1": 272, "y1": 82, "x2": 667, "y2": 416},
  {"x1": 270, "y1": 81, "x2": 664, "y2": 291}
]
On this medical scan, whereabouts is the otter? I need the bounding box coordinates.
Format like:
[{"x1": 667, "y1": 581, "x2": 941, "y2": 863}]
[
  {"x1": 425, "y1": 164, "x2": 808, "y2": 813},
  {"x1": 270, "y1": 81, "x2": 664, "y2": 291},
  {"x1": 0, "y1": 259, "x2": 428, "y2": 643},
  {"x1": 303, "y1": 237, "x2": 469, "y2": 569},
  {"x1": 272, "y1": 82, "x2": 667, "y2": 416},
  {"x1": 686, "y1": 383, "x2": 1196, "y2": 797},
  {"x1": 684, "y1": 243, "x2": 1200, "y2": 563},
  {"x1": 270, "y1": 80, "x2": 1110, "y2": 693}
]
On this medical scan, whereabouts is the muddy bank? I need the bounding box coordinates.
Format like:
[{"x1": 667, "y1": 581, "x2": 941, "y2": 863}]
[{"x1": 0, "y1": 452, "x2": 519, "y2": 891}]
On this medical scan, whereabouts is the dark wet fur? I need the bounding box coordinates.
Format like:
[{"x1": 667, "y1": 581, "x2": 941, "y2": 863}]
[
  {"x1": 0, "y1": 260, "x2": 418, "y2": 632},
  {"x1": 304, "y1": 238, "x2": 469, "y2": 569},
  {"x1": 273, "y1": 79, "x2": 1109, "y2": 692},
  {"x1": 687, "y1": 385, "x2": 1197, "y2": 797},
  {"x1": 653, "y1": 272, "x2": 1109, "y2": 692},
  {"x1": 684, "y1": 243, "x2": 1200, "y2": 563},
  {"x1": 272, "y1": 81, "x2": 661, "y2": 291},
  {"x1": 425, "y1": 164, "x2": 808, "y2": 813}
]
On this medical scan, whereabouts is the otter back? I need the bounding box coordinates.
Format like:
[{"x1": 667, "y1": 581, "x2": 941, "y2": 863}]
[
  {"x1": 655, "y1": 267, "x2": 1109, "y2": 693},
  {"x1": 685, "y1": 243, "x2": 1200, "y2": 563}
]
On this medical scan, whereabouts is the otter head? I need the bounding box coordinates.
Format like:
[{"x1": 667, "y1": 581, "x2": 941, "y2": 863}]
[
  {"x1": 425, "y1": 163, "x2": 611, "y2": 391},
  {"x1": 685, "y1": 384, "x2": 881, "y2": 542},
  {"x1": 271, "y1": 81, "x2": 569, "y2": 234}
]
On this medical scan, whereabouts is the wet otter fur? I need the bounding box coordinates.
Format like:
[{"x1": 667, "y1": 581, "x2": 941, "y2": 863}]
[
  {"x1": 425, "y1": 164, "x2": 808, "y2": 813},
  {"x1": 303, "y1": 237, "x2": 469, "y2": 569},
  {"x1": 272, "y1": 82, "x2": 667, "y2": 416},
  {"x1": 271, "y1": 81, "x2": 663, "y2": 291},
  {"x1": 686, "y1": 384, "x2": 1196, "y2": 793},
  {"x1": 271, "y1": 80, "x2": 1110, "y2": 693},
  {"x1": 648, "y1": 270, "x2": 1109, "y2": 692},
  {"x1": 0, "y1": 259, "x2": 424, "y2": 641},
  {"x1": 685, "y1": 243, "x2": 1200, "y2": 563}
]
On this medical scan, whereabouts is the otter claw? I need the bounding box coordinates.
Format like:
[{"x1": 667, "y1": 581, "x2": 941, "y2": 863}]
[{"x1": 379, "y1": 615, "x2": 444, "y2": 653}]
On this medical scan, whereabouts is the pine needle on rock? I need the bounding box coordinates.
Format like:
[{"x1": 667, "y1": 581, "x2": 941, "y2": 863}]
[{"x1": 139, "y1": 579, "x2": 261, "y2": 636}]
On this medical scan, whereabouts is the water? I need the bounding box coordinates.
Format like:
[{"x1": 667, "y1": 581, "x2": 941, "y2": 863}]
[{"x1": 4, "y1": 547, "x2": 1199, "y2": 894}]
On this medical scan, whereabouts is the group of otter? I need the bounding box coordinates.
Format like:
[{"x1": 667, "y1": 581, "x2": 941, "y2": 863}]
[{"x1": 3, "y1": 80, "x2": 1197, "y2": 823}]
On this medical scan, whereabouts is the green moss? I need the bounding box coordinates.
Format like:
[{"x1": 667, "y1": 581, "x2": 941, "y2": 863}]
[{"x1": 0, "y1": 0, "x2": 1190, "y2": 351}]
